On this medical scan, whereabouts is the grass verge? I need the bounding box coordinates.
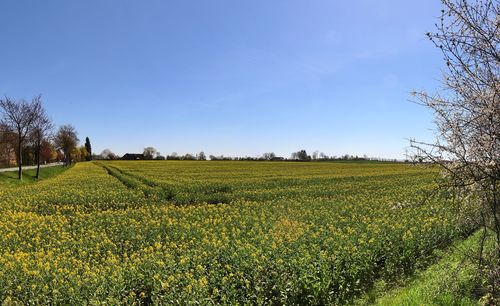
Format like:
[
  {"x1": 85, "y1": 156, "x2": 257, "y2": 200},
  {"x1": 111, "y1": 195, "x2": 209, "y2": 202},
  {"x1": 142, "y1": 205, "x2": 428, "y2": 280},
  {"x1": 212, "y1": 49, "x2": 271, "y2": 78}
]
[
  {"x1": 356, "y1": 230, "x2": 492, "y2": 305},
  {"x1": 0, "y1": 165, "x2": 68, "y2": 188}
]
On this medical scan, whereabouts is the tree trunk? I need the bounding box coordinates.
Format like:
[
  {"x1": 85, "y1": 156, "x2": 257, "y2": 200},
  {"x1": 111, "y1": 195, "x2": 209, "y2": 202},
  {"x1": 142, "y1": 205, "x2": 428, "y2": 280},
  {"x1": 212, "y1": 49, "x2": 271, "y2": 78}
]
[
  {"x1": 65, "y1": 150, "x2": 71, "y2": 167},
  {"x1": 17, "y1": 134, "x2": 22, "y2": 180},
  {"x1": 35, "y1": 143, "x2": 41, "y2": 179}
]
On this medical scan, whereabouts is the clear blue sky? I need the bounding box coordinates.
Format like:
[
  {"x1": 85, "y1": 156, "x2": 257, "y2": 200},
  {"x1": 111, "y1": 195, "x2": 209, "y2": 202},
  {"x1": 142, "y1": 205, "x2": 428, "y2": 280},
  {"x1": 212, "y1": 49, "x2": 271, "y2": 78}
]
[{"x1": 0, "y1": 0, "x2": 444, "y2": 159}]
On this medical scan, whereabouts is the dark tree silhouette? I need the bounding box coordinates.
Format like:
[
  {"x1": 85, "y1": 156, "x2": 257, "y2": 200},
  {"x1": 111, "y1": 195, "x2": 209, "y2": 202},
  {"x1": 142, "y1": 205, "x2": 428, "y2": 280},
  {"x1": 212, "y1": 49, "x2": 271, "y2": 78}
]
[
  {"x1": 85, "y1": 137, "x2": 92, "y2": 161},
  {"x1": 292, "y1": 150, "x2": 310, "y2": 161},
  {"x1": 197, "y1": 151, "x2": 206, "y2": 160},
  {"x1": 143, "y1": 147, "x2": 157, "y2": 160},
  {"x1": 55, "y1": 125, "x2": 79, "y2": 166}
]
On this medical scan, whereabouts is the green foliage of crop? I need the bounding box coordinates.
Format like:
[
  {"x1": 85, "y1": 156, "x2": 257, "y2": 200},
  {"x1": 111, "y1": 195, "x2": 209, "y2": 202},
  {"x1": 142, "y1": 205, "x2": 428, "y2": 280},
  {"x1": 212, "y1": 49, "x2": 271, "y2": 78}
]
[{"x1": 0, "y1": 161, "x2": 478, "y2": 304}]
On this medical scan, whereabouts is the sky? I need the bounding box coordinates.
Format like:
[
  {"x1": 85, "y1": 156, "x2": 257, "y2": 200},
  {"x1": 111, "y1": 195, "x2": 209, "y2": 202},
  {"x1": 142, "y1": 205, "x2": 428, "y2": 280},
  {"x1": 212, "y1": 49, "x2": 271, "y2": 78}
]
[{"x1": 0, "y1": 0, "x2": 446, "y2": 159}]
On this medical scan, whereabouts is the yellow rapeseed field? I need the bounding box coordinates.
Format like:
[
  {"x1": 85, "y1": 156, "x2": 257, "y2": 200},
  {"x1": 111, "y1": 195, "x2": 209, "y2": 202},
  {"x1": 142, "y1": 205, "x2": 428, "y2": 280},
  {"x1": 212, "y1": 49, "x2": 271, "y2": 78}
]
[{"x1": 0, "y1": 161, "x2": 474, "y2": 304}]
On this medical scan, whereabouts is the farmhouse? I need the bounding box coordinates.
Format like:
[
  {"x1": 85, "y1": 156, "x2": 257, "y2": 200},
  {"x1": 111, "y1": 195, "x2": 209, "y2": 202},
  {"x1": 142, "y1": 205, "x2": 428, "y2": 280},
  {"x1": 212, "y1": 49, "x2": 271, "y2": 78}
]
[{"x1": 122, "y1": 153, "x2": 144, "y2": 160}]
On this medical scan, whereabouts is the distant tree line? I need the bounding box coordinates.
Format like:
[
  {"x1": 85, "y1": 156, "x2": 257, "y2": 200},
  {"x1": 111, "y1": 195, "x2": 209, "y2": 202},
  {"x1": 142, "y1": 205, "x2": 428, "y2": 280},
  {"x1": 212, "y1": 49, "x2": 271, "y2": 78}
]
[
  {"x1": 102, "y1": 147, "x2": 404, "y2": 163},
  {"x1": 0, "y1": 95, "x2": 91, "y2": 179}
]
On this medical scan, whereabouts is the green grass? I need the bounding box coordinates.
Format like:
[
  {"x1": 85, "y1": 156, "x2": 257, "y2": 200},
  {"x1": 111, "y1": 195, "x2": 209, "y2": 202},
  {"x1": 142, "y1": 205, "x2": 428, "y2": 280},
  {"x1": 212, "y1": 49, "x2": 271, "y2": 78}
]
[
  {"x1": 0, "y1": 165, "x2": 68, "y2": 189},
  {"x1": 357, "y1": 230, "x2": 490, "y2": 306}
]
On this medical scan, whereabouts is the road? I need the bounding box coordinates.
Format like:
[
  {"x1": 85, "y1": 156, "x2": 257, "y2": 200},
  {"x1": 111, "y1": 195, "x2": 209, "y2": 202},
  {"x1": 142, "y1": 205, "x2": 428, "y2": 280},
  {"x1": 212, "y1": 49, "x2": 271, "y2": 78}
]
[{"x1": 0, "y1": 162, "x2": 64, "y2": 173}]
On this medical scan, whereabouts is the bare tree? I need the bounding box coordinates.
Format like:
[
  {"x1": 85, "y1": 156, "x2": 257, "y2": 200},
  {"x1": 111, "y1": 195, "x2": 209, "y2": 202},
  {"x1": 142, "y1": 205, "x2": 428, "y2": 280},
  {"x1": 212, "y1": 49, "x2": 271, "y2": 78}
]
[
  {"x1": 197, "y1": 151, "x2": 206, "y2": 160},
  {"x1": 312, "y1": 150, "x2": 320, "y2": 160},
  {"x1": 143, "y1": 147, "x2": 157, "y2": 160},
  {"x1": 262, "y1": 152, "x2": 276, "y2": 160},
  {"x1": 0, "y1": 96, "x2": 42, "y2": 179},
  {"x1": 55, "y1": 125, "x2": 79, "y2": 166},
  {"x1": 30, "y1": 106, "x2": 54, "y2": 179},
  {"x1": 291, "y1": 149, "x2": 310, "y2": 161},
  {"x1": 99, "y1": 149, "x2": 118, "y2": 160},
  {"x1": 410, "y1": 0, "x2": 499, "y2": 295}
]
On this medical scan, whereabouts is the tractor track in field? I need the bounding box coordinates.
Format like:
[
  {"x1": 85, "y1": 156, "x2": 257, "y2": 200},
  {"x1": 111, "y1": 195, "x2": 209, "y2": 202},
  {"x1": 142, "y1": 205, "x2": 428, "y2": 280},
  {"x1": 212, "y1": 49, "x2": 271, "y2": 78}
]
[{"x1": 96, "y1": 162, "x2": 232, "y2": 205}]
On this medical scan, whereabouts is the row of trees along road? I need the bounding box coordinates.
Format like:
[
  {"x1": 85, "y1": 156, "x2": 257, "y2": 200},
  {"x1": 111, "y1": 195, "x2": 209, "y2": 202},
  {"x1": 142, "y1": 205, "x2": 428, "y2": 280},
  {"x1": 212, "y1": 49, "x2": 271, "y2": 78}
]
[{"x1": 0, "y1": 96, "x2": 89, "y2": 179}]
